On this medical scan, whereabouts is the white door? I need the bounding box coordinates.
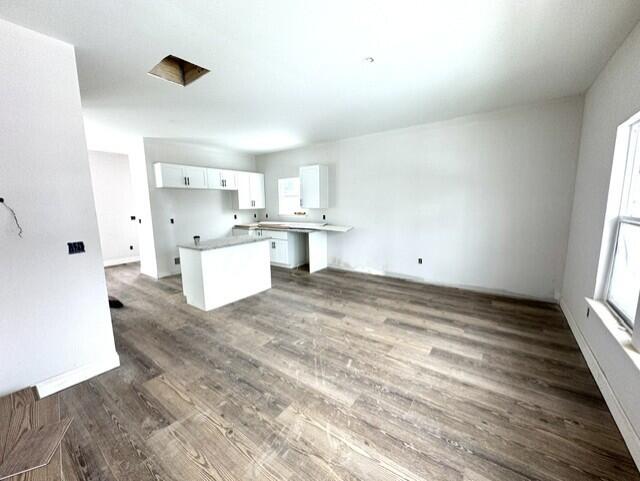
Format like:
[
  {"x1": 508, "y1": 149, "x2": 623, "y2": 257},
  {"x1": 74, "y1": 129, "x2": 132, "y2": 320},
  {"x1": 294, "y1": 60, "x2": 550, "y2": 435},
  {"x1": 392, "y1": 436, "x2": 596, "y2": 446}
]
[
  {"x1": 155, "y1": 163, "x2": 187, "y2": 188},
  {"x1": 183, "y1": 166, "x2": 208, "y2": 189},
  {"x1": 236, "y1": 172, "x2": 253, "y2": 209},
  {"x1": 250, "y1": 173, "x2": 265, "y2": 208},
  {"x1": 220, "y1": 170, "x2": 237, "y2": 190}
]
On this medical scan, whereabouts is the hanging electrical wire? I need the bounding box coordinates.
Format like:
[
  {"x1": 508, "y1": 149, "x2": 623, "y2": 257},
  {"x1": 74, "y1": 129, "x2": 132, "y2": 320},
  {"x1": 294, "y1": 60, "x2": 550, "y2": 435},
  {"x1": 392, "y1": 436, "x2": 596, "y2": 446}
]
[{"x1": 0, "y1": 198, "x2": 23, "y2": 238}]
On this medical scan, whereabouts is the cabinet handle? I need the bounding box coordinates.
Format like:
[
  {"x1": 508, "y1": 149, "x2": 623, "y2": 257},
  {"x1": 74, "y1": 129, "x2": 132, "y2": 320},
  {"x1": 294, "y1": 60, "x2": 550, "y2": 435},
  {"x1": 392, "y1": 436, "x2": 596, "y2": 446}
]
[
  {"x1": 184, "y1": 176, "x2": 187, "y2": 186},
  {"x1": 300, "y1": 198, "x2": 303, "y2": 207},
  {"x1": 188, "y1": 177, "x2": 190, "y2": 186},
  {"x1": 272, "y1": 242, "x2": 275, "y2": 248}
]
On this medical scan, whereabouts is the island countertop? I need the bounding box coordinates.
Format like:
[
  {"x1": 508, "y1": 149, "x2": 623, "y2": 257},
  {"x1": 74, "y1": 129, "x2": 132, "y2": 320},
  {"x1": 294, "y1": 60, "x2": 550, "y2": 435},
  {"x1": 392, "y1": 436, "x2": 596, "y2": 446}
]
[{"x1": 178, "y1": 235, "x2": 270, "y2": 251}]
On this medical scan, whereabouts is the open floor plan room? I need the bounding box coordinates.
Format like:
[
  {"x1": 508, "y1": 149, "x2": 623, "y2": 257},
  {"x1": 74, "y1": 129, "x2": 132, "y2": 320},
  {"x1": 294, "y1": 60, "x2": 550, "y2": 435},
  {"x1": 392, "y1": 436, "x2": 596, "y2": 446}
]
[{"x1": 1, "y1": 1, "x2": 640, "y2": 480}]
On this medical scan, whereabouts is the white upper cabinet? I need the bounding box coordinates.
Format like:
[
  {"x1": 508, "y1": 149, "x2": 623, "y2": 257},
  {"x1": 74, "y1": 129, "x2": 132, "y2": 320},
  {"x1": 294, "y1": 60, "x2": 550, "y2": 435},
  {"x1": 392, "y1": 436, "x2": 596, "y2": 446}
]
[
  {"x1": 236, "y1": 172, "x2": 265, "y2": 209},
  {"x1": 155, "y1": 163, "x2": 207, "y2": 189},
  {"x1": 220, "y1": 170, "x2": 237, "y2": 190},
  {"x1": 300, "y1": 164, "x2": 328, "y2": 209},
  {"x1": 155, "y1": 163, "x2": 185, "y2": 188},
  {"x1": 206, "y1": 168, "x2": 237, "y2": 190},
  {"x1": 183, "y1": 166, "x2": 207, "y2": 189}
]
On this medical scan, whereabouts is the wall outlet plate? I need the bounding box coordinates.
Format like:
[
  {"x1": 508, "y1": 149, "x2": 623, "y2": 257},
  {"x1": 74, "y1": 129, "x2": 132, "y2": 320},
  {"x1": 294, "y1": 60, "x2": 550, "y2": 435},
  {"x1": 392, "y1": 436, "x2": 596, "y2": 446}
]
[
  {"x1": 174, "y1": 257, "x2": 180, "y2": 265},
  {"x1": 418, "y1": 258, "x2": 423, "y2": 264},
  {"x1": 67, "y1": 241, "x2": 85, "y2": 255}
]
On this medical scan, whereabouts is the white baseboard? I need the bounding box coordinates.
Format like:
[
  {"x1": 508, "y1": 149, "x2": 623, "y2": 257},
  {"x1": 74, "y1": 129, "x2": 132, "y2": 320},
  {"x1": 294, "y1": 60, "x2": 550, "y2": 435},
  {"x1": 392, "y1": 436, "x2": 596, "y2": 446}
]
[
  {"x1": 327, "y1": 263, "x2": 556, "y2": 303},
  {"x1": 34, "y1": 351, "x2": 120, "y2": 399},
  {"x1": 104, "y1": 256, "x2": 140, "y2": 267},
  {"x1": 559, "y1": 298, "x2": 640, "y2": 470}
]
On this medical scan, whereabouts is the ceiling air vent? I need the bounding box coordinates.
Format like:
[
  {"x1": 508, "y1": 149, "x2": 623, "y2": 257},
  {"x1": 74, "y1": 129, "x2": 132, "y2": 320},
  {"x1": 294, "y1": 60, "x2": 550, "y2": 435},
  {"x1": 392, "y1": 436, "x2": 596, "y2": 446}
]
[{"x1": 148, "y1": 55, "x2": 209, "y2": 87}]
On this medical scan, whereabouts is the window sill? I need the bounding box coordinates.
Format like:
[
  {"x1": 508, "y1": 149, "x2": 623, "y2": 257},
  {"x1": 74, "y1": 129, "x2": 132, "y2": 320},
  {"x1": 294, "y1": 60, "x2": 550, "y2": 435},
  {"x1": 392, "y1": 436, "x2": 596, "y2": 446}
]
[{"x1": 586, "y1": 298, "x2": 640, "y2": 362}]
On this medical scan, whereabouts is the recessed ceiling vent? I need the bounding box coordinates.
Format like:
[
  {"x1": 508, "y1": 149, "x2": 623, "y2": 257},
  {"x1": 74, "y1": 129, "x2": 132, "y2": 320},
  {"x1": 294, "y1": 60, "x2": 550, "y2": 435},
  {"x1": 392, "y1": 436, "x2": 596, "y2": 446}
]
[{"x1": 148, "y1": 55, "x2": 209, "y2": 87}]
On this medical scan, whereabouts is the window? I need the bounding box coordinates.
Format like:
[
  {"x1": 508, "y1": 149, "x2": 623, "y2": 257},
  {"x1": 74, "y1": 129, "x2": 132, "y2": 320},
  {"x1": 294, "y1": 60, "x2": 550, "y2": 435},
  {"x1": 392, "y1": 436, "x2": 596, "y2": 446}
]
[
  {"x1": 607, "y1": 123, "x2": 640, "y2": 328},
  {"x1": 278, "y1": 177, "x2": 305, "y2": 216}
]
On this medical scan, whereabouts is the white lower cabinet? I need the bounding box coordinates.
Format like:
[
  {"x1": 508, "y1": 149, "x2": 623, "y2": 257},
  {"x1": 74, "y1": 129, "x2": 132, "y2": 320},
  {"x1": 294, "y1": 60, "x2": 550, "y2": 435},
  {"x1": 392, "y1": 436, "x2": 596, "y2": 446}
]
[
  {"x1": 233, "y1": 228, "x2": 307, "y2": 268},
  {"x1": 269, "y1": 239, "x2": 289, "y2": 265}
]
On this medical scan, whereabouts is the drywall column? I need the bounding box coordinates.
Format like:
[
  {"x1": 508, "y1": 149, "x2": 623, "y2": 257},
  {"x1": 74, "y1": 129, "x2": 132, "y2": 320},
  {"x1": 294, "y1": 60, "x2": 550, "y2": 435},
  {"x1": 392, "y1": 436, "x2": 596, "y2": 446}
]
[{"x1": 0, "y1": 19, "x2": 118, "y2": 395}]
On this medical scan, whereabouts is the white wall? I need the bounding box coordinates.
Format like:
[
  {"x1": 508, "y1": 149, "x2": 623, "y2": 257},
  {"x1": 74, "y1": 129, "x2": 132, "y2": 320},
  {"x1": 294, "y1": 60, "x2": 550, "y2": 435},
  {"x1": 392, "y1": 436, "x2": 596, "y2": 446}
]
[
  {"x1": 0, "y1": 20, "x2": 117, "y2": 395},
  {"x1": 257, "y1": 97, "x2": 583, "y2": 300},
  {"x1": 143, "y1": 139, "x2": 257, "y2": 277},
  {"x1": 562, "y1": 20, "x2": 640, "y2": 463},
  {"x1": 88, "y1": 151, "x2": 139, "y2": 265}
]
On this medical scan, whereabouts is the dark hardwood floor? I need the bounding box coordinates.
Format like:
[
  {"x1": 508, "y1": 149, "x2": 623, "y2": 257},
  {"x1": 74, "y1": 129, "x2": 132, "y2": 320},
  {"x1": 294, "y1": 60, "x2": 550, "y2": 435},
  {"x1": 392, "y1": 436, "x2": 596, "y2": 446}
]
[{"x1": 60, "y1": 263, "x2": 639, "y2": 481}]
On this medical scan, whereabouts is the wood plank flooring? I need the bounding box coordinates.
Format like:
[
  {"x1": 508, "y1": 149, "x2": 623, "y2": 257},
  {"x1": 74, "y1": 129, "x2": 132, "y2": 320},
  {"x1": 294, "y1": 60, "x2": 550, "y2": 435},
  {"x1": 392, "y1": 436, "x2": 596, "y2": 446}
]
[
  {"x1": 0, "y1": 389, "x2": 64, "y2": 481},
  {"x1": 59, "y1": 263, "x2": 640, "y2": 481}
]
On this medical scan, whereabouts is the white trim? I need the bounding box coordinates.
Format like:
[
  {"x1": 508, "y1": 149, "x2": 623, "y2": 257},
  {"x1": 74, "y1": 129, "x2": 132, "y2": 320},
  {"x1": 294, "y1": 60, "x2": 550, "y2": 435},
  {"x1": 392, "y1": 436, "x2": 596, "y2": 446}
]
[
  {"x1": 104, "y1": 256, "x2": 140, "y2": 267},
  {"x1": 559, "y1": 298, "x2": 640, "y2": 470},
  {"x1": 34, "y1": 351, "x2": 120, "y2": 399}
]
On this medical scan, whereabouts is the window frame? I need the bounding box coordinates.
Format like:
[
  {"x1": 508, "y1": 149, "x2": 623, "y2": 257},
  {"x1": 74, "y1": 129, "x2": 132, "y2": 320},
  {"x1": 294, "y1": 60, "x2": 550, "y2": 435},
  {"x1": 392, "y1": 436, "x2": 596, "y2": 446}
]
[
  {"x1": 605, "y1": 217, "x2": 640, "y2": 329},
  {"x1": 604, "y1": 120, "x2": 640, "y2": 331},
  {"x1": 277, "y1": 177, "x2": 306, "y2": 217}
]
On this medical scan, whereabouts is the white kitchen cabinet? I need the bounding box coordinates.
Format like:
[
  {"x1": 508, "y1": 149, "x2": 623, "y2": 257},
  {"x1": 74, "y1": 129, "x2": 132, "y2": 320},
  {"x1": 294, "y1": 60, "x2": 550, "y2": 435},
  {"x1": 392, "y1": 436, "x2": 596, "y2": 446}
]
[
  {"x1": 207, "y1": 168, "x2": 237, "y2": 190},
  {"x1": 300, "y1": 164, "x2": 328, "y2": 209},
  {"x1": 154, "y1": 163, "x2": 207, "y2": 189},
  {"x1": 220, "y1": 170, "x2": 237, "y2": 190},
  {"x1": 155, "y1": 163, "x2": 187, "y2": 188},
  {"x1": 235, "y1": 172, "x2": 265, "y2": 209},
  {"x1": 183, "y1": 166, "x2": 208, "y2": 189},
  {"x1": 269, "y1": 239, "x2": 289, "y2": 265}
]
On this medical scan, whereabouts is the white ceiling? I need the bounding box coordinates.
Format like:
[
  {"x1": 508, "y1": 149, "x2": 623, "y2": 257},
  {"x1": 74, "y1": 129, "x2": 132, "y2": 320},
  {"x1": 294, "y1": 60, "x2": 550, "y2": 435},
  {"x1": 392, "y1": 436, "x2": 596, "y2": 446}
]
[{"x1": 2, "y1": 1, "x2": 640, "y2": 153}]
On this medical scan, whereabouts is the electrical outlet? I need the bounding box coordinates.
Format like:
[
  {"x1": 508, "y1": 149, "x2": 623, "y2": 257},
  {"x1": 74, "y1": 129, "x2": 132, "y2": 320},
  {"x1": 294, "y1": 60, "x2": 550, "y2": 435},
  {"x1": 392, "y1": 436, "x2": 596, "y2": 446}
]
[
  {"x1": 254, "y1": 213, "x2": 257, "y2": 218},
  {"x1": 138, "y1": 219, "x2": 142, "y2": 224},
  {"x1": 129, "y1": 245, "x2": 134, "y2": 250},
  {"x1": 418, "y1": 258, "x2": 422, "y2": 264},
  {"x1": 322, "y1": 214, "x2": 326, "y2": 220},
  {"x1": 130, "y1": 215, "x2": 136, "y2": 220},
  {"x1": 170, "y1": 218, "x2": 174, "y2": 224},
  {"x1": 234, "y1": 214, "x2": 237, "y2": 220},
  {"x1": 174, "y1": 257, "x2": 180, "y2": 265},
  {"x1": 266, "y1": 213, "x2": 269, "y2": 218},
  {"x1": 67, "y1": 241, "x2": 85, "y2": 255}
]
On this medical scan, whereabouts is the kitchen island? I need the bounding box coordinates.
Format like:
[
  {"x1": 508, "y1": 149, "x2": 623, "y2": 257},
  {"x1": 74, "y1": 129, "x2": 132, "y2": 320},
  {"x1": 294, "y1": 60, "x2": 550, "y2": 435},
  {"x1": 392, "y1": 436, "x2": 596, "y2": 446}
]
[{"x1": 178, "y1": 235, "x2": 271, "y2": 311}]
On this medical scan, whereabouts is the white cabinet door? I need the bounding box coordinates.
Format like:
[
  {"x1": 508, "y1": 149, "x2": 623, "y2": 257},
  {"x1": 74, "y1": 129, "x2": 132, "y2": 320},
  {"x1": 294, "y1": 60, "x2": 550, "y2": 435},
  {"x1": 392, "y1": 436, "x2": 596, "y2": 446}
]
[
  {"x1": 183, "y1": 166, "x2": 207, "y2": 189},
  {"x1": 269, "y1": 239, "x2": 278, "y2": 262},
  {"x1": 235, "y1": 172, "x2": 253, "y2": 209},
  {"x1": 269, "y1": 239, "x2": 288, "y2": 264},
  {"x1": 250, "y1": 173, "x2": 265, "y2": 208},
  {"x1": 220, "y1": 170, "x2": 237, "y2": 190},
  {"x1": 236, "y1": 172, "x2": 265, "y2": 209},
  {"x1": 300, "y1": 165, "x2": 328, "y2": 208},
  {"x1": 206, "y1": 168, "x2": 223, "y2": 189},
  {"x1": 155, "y1": 163, "x2": 188, "y2": 188}
]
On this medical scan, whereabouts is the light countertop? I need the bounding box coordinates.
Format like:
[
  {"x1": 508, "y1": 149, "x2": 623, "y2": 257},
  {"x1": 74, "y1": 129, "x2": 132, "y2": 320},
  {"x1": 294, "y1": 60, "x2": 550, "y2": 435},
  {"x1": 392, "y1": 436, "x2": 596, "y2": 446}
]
[
  {"x1": 234, "y1": 221, "x2": 352, "y2": 233},
  {"x1": 178, "y1": 235, "x2": 270, "y2": 251}
]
